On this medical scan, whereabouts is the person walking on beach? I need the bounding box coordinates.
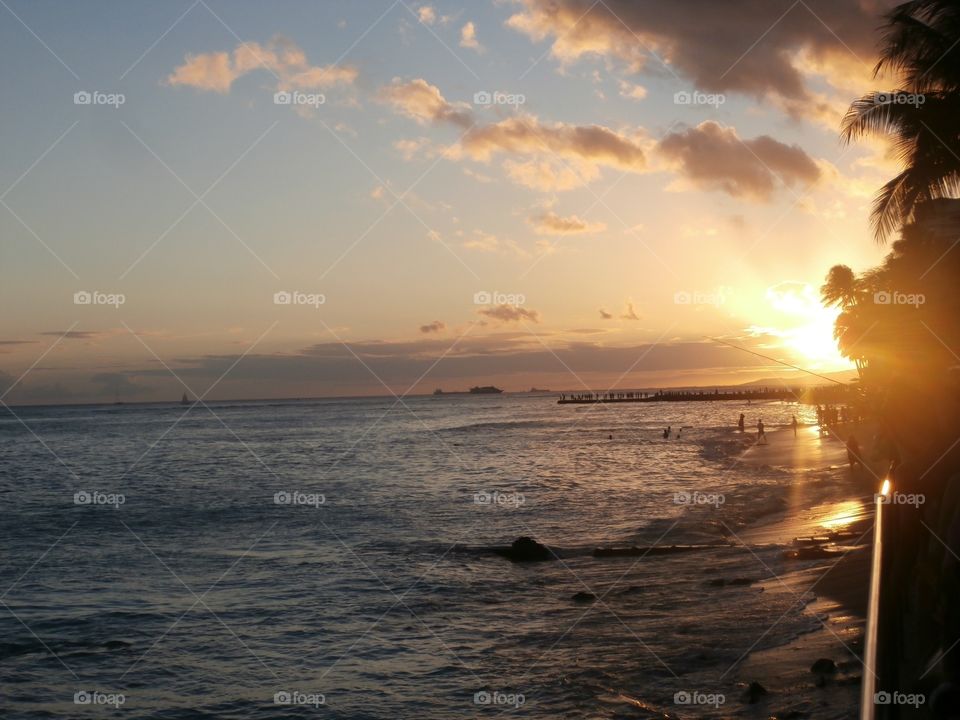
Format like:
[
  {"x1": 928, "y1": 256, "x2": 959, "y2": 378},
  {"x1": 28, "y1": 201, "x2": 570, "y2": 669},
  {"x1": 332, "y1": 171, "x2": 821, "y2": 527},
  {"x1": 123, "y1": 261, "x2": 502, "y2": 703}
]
[
  {"x1": 791, "y1": 415, "x2": 798, "y2": 438},
  {"x1": 738, "y1": 413, "x2": 745, "y2": 432},
  {"x1": 663, "y1": 426, "x2": 671, "y2": 439},
  {"x1": 846, "y1": 435, "x2": 863, "y2": 471},
  {"x1": 757, "y1": 419, "x2": 766, "y2": 444}
]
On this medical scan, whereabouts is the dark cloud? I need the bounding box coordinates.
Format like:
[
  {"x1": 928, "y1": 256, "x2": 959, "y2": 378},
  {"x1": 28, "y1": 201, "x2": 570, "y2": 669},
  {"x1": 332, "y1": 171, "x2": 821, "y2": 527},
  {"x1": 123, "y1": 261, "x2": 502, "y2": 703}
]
[
  {"x1": 419, "y1": 320, "x2": 446, "y2": 334},
  {"x1": 507, "y1": 0, "x2": 890, "y2": 113},
  {"x1": 478, "y1": 305, "x2": 541, "y2": 323},
  {"x1": 658, "y1": 121, "x2": 821, "y2": 200}
]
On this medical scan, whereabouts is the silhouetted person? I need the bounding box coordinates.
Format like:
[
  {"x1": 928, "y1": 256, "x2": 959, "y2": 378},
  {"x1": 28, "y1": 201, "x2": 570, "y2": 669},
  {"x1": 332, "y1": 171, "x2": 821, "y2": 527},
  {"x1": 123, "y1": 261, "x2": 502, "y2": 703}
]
[
  {"x1": 847, "y1": 435, "x2": 863, "y2": 470},
  {"x1": 791, "y1": 415, "x2": 798, "y2": 437},
  {"x1": 757, "y1": 419, "x2": 765, "y2": 443},
  {"x1": 663, "y1": 426, "x2": 671, "y2": 439},
  {"x1": 738, "y1": 413, "x2": 745, "y2": 432}
]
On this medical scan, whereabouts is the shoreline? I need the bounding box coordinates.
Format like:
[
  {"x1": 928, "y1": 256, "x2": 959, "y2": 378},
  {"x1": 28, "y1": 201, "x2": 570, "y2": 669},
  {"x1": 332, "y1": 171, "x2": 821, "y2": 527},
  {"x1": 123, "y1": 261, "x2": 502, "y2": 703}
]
[{"x1": 729, "y1": 426, "x2": 875, "y2": 718}]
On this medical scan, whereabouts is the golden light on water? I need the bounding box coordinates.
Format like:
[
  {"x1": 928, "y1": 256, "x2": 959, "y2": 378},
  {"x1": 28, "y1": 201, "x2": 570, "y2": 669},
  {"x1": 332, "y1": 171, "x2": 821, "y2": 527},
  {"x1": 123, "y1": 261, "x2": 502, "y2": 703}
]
[{"x1": 821, "y1": 500, "x2": 865, "y2": 529}]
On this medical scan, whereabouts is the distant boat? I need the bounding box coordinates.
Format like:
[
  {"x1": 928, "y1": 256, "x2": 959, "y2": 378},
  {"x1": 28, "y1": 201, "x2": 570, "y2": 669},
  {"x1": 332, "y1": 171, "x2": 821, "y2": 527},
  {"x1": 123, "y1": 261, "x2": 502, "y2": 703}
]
[
  {"x1": 181, "y1": 392, "x2": 191, "y2": 405},
  {"x1": 433, "y1": 388, "x2": 444, "y2": 395},
  {"x1": 469, "y1": 385, "x2": 503, "y2": 394},
  {"x1": 529, "y1": 387, "x2": 550, "y2": 393}
]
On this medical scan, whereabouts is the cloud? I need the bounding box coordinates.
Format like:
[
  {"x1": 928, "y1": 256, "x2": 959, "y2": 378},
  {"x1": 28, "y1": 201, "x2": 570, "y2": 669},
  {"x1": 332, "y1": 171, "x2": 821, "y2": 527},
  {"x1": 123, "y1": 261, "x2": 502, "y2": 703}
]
[
  {"x1": 621, "y1": 300, "x2": 641, "y2": 321},
  {"x1": 460, "y1": 21, "x2": 483, "y2": 51},
  {"x1": 458, "y1": 114, "x2": 647, "y2": 190},
  {"x1": 505, "y1": 0, "x2": 886, "y2": 117},
  {"x1": 417, "y1": 5, "x2": 436, "y2": 24},
  {"x1": 378, "y1": 78, "x2": 472, "y2": 126},
  {"x1": 599, "y1": 308, "x2": 613, "y2": 320},
  {"x1": 530, "y1": 211, "x2": 606, "y2": 235},
  {"x1": 461, "y1": 115, "x2": 646, "y2": 170},
  {"x1": 167, "y1": 37, "x2": 357, "y2": 94},
  {"x1": 419, "y1": 320, "x2": 446, "y2": 334},
  {"x1": 39, "y1": 331, "x2": 103, "y2": 340},
  {"x1": 461, "y1": 230, "x2": 531, "y2": 258},
  {"x1": 379, "y1": 79, "x2": 647, "y2": 189},
  {"x1": 618, "y1": 80, "x2": 647, "y2": 101},
  {"x1": 657, "y1": 121, "x2": 820, "y2": 200},
  {"x1": 478, "y1": 305, "x2": 540, "y2": 323}
]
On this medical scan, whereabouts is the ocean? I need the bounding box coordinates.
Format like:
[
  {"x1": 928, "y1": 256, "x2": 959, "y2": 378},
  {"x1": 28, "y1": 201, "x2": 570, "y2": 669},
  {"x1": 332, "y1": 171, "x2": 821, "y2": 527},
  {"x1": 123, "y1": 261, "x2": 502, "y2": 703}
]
[{"x1": 0, "y1": 395, "x2": 855, "y2": 718}]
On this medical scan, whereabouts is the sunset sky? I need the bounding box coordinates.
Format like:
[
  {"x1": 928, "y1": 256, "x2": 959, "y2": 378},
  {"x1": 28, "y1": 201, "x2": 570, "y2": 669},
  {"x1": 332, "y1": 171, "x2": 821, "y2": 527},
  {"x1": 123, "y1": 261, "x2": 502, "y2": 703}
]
[{"x1": 0, "y1": 0, "x2": 897, "y2": 403}]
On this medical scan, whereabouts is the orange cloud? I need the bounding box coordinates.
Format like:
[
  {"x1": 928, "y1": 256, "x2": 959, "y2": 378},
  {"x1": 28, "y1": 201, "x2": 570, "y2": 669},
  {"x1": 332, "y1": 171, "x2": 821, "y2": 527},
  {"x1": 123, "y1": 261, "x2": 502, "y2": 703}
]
[
  {"x1": 167, "y1": 37, "x2": 357, "y2": 93},
  {"x1": 530, "y1": 211, "x2": 606, "y2": 235}
]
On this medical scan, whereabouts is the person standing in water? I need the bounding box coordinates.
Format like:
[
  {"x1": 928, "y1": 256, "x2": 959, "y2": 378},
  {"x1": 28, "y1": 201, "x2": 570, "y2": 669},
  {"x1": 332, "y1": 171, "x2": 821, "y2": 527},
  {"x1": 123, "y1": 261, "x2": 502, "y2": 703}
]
[
  {"x1": 757, "y1": 419, "x2": 765, "y2": 443},
  {"x1": 738, "y1": 413, "x2": 745, "y2": 432},
  {"x1": 791, "y1": 414, "x2": 798, "y2": 438}
]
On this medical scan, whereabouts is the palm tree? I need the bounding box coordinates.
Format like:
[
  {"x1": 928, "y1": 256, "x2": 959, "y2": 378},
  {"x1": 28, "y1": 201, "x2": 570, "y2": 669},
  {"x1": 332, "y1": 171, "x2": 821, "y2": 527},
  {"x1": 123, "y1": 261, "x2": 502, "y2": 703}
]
[
  {"x1": 841, "y1": 0, "x2": 960, "y2": 242},
  {"x1": 820, "y1": 264, "x2": 860, "y2": 309}
]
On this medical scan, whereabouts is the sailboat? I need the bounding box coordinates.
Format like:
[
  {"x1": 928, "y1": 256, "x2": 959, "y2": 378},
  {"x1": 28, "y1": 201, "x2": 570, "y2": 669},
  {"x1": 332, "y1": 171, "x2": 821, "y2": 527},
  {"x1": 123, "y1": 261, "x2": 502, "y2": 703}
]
[{"x1": 181, "y1": 392, "x2": 191, "y2": 406}]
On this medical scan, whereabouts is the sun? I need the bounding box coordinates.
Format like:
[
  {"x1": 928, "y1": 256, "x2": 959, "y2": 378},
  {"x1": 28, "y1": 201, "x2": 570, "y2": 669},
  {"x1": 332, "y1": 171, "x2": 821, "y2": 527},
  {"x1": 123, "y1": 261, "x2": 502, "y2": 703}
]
[{"x1": 750, "y1": 283, "x2": 854, "y2": 371}]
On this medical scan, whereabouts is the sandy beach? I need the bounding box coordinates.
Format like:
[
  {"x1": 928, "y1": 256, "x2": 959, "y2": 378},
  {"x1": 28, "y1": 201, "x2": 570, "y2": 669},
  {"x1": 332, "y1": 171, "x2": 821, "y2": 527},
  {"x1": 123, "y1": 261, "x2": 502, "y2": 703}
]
[{"x1": 729, "y1": 425, "x2": 877, "y2": 719}]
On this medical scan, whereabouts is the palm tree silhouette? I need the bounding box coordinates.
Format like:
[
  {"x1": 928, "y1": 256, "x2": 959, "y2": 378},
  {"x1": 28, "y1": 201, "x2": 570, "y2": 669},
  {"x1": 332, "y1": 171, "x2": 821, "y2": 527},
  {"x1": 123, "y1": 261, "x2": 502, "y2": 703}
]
[{"x1": 841, "y1": 0, "x2": 960, "y2": 242}]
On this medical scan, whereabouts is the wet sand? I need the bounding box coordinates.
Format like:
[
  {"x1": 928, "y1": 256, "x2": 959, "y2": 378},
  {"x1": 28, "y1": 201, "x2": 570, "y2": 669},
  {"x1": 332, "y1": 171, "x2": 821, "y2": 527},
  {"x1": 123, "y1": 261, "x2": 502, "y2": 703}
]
[{"x1": 730, "y1": 426, "x2": 877, "y2": 719}]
